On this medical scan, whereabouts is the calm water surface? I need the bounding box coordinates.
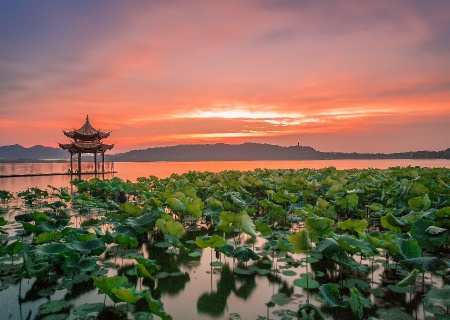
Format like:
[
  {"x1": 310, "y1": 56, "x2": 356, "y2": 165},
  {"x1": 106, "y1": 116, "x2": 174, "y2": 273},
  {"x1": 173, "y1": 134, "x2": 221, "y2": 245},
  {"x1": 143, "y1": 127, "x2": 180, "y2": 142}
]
[{"x1": 1, "y1": 159, "x2": 449, "y2": 192}]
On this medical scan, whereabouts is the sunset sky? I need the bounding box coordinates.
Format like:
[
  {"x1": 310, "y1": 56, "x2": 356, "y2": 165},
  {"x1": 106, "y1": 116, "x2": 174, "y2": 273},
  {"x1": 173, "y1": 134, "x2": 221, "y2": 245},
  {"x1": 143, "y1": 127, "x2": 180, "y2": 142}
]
[{"x1": 1, "y1": 0, "x2": 450, "y2": 153}]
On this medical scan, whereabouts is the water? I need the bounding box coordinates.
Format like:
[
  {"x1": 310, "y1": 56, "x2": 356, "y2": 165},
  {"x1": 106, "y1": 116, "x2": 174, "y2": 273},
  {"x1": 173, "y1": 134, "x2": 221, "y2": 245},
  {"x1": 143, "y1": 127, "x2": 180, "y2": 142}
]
[
  {"x1": 0, "y1": 160, "x2": 448, "y2": 319},
  {"x1": 1, "y1": 159, "x2": 449, "y2": 192}
]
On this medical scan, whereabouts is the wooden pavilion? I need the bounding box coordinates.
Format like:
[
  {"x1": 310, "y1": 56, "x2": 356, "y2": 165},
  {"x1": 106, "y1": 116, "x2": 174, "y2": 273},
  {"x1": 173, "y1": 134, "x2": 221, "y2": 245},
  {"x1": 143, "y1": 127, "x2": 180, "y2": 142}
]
[{"x1": 59, "y1": 116, "x2": 114, "y2": 176}]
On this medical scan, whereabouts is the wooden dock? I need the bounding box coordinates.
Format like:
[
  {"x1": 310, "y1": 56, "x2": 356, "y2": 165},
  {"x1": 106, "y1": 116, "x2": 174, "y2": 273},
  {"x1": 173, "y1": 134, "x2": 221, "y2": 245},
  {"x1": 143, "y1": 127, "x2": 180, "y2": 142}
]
[{"x1": 0, "y1": 171, "x2": 117, "y2": 178}]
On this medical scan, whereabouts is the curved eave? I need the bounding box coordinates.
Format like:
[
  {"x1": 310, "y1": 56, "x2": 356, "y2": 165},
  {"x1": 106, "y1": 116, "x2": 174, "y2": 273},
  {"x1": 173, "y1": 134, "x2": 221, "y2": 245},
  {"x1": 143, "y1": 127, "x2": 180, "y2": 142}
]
[
  {"x1": 63, "y1": 131, "x2": 110, "y2": 141},
  {"x1": 59, "y1": 142, "x2": 114, "y2": 153}
]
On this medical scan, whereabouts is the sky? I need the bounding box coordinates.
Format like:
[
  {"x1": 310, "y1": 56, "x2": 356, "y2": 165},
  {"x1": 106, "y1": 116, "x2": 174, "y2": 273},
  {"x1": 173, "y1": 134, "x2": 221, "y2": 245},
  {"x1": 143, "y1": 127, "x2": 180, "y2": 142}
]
[{"x1": 1, "y1": 0, "x2": 450, "y2": 153}]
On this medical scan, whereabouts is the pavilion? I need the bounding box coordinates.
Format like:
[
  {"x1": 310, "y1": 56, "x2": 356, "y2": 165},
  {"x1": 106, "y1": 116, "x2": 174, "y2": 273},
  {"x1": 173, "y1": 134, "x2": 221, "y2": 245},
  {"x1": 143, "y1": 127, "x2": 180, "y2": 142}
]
[{"x1": 59, "y1": 116, "x2": 114, "y2": 176}]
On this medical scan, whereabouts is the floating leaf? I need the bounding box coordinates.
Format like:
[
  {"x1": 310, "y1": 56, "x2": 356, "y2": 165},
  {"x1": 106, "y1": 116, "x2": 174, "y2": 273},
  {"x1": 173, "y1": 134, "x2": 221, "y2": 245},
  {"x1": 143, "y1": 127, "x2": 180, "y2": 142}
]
[
  {"x1": 281, "y1": 270, "x2": 296, "y2": 277},
  {"x1": 294, "y1": 274, "x2": 319, "y2": 289},
  {"x1": 270, "y1": 292, "x2": 291, "y2": 306},
  {"x1": 38, "y1": 300, "x2": 71, "y2": 316}
]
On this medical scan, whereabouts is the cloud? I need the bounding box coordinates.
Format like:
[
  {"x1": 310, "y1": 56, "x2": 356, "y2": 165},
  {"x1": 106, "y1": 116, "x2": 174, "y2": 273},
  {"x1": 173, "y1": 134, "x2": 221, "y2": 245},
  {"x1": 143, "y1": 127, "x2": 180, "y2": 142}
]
[{"x1": 0, "y1": 0, "x2": 449, "y2": 152}]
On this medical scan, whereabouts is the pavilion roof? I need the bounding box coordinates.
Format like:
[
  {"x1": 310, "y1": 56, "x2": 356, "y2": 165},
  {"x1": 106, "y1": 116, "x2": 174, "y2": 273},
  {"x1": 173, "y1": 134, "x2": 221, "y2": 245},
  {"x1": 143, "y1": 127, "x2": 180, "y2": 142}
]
[
  {"x1": 63, "y1": 115, "x2": 110, "y2": 140},
  {"x1": 59, "y1": 141, "x2": 114, "y2": 153}
]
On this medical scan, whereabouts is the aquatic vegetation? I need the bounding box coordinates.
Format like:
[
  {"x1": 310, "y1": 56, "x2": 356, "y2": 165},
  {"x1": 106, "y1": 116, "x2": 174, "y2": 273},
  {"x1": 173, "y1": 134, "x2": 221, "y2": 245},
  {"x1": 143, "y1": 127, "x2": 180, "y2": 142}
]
[{"x1": 0, "y1": 166, "x2": 449, "y2": 319}]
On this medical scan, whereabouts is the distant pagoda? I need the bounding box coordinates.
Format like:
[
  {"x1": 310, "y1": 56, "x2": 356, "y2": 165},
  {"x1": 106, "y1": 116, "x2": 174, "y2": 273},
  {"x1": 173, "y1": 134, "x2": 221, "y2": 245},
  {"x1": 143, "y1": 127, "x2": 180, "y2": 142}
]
[{"x1": 59, "y1": 115, "x2": 114, "y2": 175}]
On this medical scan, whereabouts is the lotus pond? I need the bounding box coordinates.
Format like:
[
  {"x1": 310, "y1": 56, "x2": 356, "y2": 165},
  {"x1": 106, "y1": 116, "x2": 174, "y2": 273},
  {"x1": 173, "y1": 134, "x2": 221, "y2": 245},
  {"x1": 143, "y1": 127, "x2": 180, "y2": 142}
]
[{"x1": 0, "y1": 167, "x2": 449, "y2": 320}]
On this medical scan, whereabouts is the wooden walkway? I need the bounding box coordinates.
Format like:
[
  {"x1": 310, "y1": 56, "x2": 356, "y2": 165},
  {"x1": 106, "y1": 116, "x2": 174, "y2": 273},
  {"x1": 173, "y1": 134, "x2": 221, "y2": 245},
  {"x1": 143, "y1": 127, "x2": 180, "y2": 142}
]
[{"x1": 0, "y1": 171, "x2": 116, "y2": 178}]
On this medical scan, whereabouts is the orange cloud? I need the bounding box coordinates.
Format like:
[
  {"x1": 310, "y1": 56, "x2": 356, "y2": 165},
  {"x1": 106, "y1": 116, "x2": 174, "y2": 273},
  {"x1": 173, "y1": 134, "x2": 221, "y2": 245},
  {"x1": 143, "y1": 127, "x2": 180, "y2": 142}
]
[{"x1": 1, "y1": 1, "x2": 450, "y2": 152}]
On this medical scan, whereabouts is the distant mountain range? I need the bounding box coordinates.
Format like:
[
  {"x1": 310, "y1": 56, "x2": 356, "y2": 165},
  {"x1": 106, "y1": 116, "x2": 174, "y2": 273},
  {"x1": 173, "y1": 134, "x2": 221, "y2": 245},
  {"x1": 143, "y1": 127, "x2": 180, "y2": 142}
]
[
  {"x1": 0, "y1": 144, "x2": 66, "y2": 161},
  {"x1": 1, "y1": 143, "x2": 449, "y2": 162}
]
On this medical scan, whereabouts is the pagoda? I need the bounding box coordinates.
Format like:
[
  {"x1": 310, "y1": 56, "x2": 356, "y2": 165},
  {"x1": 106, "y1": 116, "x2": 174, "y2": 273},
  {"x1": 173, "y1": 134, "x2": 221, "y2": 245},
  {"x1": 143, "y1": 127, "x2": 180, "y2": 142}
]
[{"x1": 59, "y1": 115, "x2": 114, "y2": 175}]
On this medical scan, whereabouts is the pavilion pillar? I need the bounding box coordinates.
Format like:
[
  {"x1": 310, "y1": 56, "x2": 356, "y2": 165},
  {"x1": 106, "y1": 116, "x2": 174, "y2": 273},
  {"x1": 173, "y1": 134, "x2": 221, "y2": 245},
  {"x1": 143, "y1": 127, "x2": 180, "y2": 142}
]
[
  {"x1": 102, "y1": 152, "x2": 105, "y2": 173},
  {"x1": 69, "y1": 152, "x2": 73, "y2": 174},
  {"x1": 78, "y1": 152, "x2": 82, "y2": 176},
  {"x1": 94, "y1": 151, "x2": 98, "y2": 175}
]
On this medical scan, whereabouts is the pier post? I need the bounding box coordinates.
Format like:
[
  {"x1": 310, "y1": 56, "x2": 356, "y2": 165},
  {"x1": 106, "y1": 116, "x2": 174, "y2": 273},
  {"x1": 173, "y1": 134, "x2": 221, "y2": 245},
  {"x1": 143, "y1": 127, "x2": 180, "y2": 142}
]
[
  {"x1": 94, "y1": 152, "x2": 97, "y2": 175},
  {"x1": 102, "y1": 152, "x2": 105, "y2": 173},
  {"x1": 70, "y1": 152, "x2": 73, "y2": 174},
  {"x1": 78, "y1": 152, "x2": 81, "y2": 177}
]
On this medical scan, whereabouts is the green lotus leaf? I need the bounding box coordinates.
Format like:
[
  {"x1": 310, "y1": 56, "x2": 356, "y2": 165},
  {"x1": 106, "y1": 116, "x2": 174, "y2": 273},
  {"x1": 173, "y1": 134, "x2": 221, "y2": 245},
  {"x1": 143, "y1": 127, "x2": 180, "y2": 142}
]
[
  {"x1": 6, "y1": 240, "x2": 24, "y2": 256},
  {"x1": 435, "y1": 206, "x2": 450, "y2": 218},
  {"x1": 111, "y1": 287, "x2": 142, "y2": 304},
  {"x1": 399, "y1": 239, "x2": 422, "y2": 259},
  {"x1": 348, "y1": 287, "x2": 370, "y2": 319},
  {"x1": 376, "y1": 308, "x2": 413, "y2": 320},
  {"x1": 255, "y1": 221, "x2": 272, "y2": 237},
  {"x1": 136, "y1": 263, "x2": 153, "y2": 279},
  {"x1": 297, "y1": 303, "x2": 325, "y2": 320},
  {"x1": 319, "y1": 283, "x2": 344, "y2": 307},
  {"x1": 233, "y1": 246, "x2": 258, "y2": 262},
  {"x1": 401, "y1": 256, "x2": 447, "y2": 272},
  {"x1": 424, "y1": 286, "x2": 450, "y2": 308},
  {"x1": 288, "y1": 230, "x2": 311, "y2": 253},
  {"x1": 166, "y1": 197, "x2": 185, "y2": 212},
  {"x1": 93, "y1": 275, "x2": 130, "y2": 298},
  {"x1": 305, "y1": 215, "x2": 333, "y2": 241},
  {"x1": 408, "y1": 194, "x2": 431, "y2": 211},
  {"x1": 195, "y1": 235, "x2": 226, "y2": 248},
  {"x1": 165, "y1": 220, "x2": 185, "y2": 238},
  {"x1": 188, "y1": 250, "x2": 202, "y2": 258},
  {"x1": 71, "y1": 303, "x2": 104, "y2": 318},
  {"x1": 381, "y1": 212, "x2": 407, "y2": 232},
  {"x1": 38, "y1": 243, "x2": 67, "y2": 255},
  {"x1": 219, "y1": 210, "x2": 257, "y2": 237},
  {"x1": 156, "y1": 215, "x2": 185, "y2": 239},
  {"x1": 334, "y1": 234, "x2": 377, "y2": 256},
  {"x1": 135, "y1": 257, "x2": 160, "y2": 274},
  {"x1": 270, "y1": 292, "x2": 291, "y2": 306},
  {"x1": 281, "y1": 270, "x2": 296, "y2": 276},
  {"x1": 142, "y1": 291, "x2": 171, "y2": 320},
  {"x1": 240, "y1": 213, "x2": 257, "y2": 238},
  {"x1": 337, "y1": 219, "x2": 368, "y2": 235},
  {"x1": 114, "y1": 233, "x2": 139, "y2": 249},
  {"x1": 293, "y1": 274, "x2": 319, "y2": 289},
  {"x1": 186, "y1": 197, "x2": 204, "y2": 218},
  {"x1": 69, "y1": 238, "x2": 105, "y2": 255},
  {"x1": 120, "y1": 203, "x2": 143, "y2": 217},
  {"x1": 38, "y1": 300, "x2": 71, "y2": 316}
]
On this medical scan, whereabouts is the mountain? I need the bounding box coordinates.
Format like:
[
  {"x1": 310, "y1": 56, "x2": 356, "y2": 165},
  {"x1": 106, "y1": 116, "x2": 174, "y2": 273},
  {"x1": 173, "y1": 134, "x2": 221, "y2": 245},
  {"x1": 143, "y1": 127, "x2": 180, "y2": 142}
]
[
  {"x1": 0, "y1": 144, "x2": 66, "y2": 161},
  {"x1": 1, "y1": 143, "x2": 449, "y2": 162},
  {"x1": 110, "y1": 143, "x2": 450, "y2": 162}
]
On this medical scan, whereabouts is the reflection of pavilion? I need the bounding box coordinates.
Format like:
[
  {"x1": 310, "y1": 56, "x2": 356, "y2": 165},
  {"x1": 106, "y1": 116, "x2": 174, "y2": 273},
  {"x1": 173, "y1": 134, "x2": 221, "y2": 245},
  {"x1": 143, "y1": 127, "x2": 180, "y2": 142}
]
[{"x1": 59, "y1": 115, "x2": 114, "y2": 176}]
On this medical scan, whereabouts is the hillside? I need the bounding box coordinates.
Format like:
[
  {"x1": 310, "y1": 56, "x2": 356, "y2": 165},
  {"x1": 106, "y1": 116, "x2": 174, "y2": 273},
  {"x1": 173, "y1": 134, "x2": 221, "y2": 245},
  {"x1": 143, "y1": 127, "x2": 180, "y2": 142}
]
[
  {"x1": 1, "y1": 143, "x2": 449, "y2": 162},
  {"x1": 0, "y1": 144, "x2": 66, "y2": 161}
]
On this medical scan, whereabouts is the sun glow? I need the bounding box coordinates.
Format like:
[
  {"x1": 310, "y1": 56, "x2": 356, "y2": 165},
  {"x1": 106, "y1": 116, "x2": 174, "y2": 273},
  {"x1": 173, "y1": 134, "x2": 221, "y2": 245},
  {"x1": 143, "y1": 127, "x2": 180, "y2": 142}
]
[{"x1": 181, "y1": 106, "x2": 303, "y2": 120}]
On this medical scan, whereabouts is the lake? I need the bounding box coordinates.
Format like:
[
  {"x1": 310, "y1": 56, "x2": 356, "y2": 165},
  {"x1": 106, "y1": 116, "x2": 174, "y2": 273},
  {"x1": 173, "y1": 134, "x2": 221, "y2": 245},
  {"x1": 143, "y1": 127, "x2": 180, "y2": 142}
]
[
  {"x1": 0, "y1": 161, "x2": 448, "y2": 319},
  {"x1": 1, "y1": 159, "x2": 449, "y2": 192}
]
